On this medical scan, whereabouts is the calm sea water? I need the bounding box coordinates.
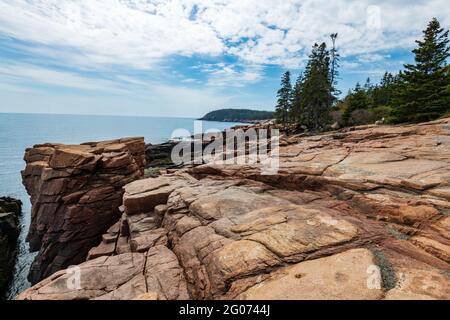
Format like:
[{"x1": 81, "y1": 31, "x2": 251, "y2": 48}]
[{"x1": 0, "y1": 112, "x2": 242, "y2": 299}]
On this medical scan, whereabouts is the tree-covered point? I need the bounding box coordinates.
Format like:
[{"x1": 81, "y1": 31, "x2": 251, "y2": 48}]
[{"x1": 199, "y1": 109, "x2": 274, "y2": 123}]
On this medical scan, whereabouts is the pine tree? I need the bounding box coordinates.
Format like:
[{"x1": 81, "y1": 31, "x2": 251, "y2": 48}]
[
  {"x1": 392, "y1": 18, "x2": 450, "y2": 123},
  {"x1": 364, "y1": 78, "x2": 373, "y2": 91},
  {"x1": 275, "y1": 71, "x2": 292, "y2": 126},
  {"x1": 343, "y1": 83, "x2": 371, "y2": 123},
  {"x1": 330, "y1": 33, "x2": 341, "y2": 101},
  {"x1": 299, "y1": 43, "x2": 333, "y2": 131},
  {"x1": 289, "y1": 73, "x2": 303, "y2": 123},
  {"x1": 371, "y1": 72, "x2": 399, "y2": 107}
]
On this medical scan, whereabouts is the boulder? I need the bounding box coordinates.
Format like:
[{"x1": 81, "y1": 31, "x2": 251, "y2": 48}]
[{"x1": 17, "y1": 246, "x2": 189, "y2": 300}]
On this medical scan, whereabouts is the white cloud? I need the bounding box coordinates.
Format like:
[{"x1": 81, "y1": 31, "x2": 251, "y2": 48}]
[
  {"x1": 0, "y1": 0, "x2": 224, "y2": 69},
  {"x1": 0, "y1": 61, "x2": 232, "y2": 117},
  {"x1": 341, "y1": 61, "x2": 361, "y2": 69},
  {"x1": 196, "y1": 63, "x2": 263, "y2": 87},
  {"x1": 181, "y1": 78, "x2": 198, "y2": 83},
  {"x1": 357, "y1": 53, "x2": 390, "y2": 63},
  {"x1": 1, "y1": 0, "x2": 449, "y2": 71},
  {"x1": 0, "y1": 62, "x2": 128, "y2": 93}
]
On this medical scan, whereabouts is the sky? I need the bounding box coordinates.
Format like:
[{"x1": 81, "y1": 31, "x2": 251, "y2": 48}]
[{"x1": 0, "y1": 0, "x2": 449, "y2": 118}]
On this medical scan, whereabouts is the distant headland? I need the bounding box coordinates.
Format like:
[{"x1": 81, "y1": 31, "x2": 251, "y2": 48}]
[{"x1": 199, "y1": 109, "x2": 274, "y2": 123}]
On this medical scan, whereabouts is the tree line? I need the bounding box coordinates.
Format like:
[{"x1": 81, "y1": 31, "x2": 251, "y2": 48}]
[{"x1": 275, "y1": 18, "x2": 450, "y2": 130}]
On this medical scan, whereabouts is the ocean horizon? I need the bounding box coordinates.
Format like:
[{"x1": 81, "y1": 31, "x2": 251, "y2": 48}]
[{"x1": 0, "y1": 112, "x2": 243, "y2": 299}]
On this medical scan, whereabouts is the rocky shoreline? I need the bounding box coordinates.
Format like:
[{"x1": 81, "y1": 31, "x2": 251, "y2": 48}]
[
  {"x1": 144, "y1": 120, "x2": 278, "y2": 174},
  {"x1": 15, "y1": 118, "x2": 450, "y2": 299},
  {"x1": 0, "y1": 197, "x2": 22, "y2": 298}
]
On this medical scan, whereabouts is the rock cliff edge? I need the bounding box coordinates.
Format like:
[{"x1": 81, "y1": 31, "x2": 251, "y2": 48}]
[{"x1": 21, "y1": 138, "x2": 145, "y2": 284}]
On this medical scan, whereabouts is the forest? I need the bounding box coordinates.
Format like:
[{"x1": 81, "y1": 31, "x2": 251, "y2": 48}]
[{"x1": 275, "y1": 18, "x2": 450, "y2": 130}]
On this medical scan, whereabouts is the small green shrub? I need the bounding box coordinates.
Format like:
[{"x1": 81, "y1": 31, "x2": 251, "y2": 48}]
[{"x1": 349, "y1": 109, "x2": 375, "y2": 126}]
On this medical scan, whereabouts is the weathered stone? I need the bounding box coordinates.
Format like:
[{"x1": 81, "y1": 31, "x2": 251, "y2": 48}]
[
  {"x1": 235, "y1": 205, "x2": 358, "y2": 259},
  {"x1": 409, "y1": 216, "x2": 450, "y2": 263},
  {"x1": 86, "y1": 241, "x2": 116, "y2": 261},
  {"x1": 17, "y1": 246, "x2": 189, "y2": 300},
  {"x1": 130, "y1": 228, "x2": 168, "y2": 253},
  {"x1": 133, "y1": 292, "x2": 159, "y2": 300},
  {"x1": 18, "y1": 253, "x2": 146, "y2": 300},
  {"x1": 22, "y1": 138, "x2": 145, "y2": 284},
  {"x1": 384, "y1": 267, "x2": 450, "y2": 300},
  {"x1": 235, "y1": 249, "x2": 383, "y2": 300},
  {"x1": 123, "y1": 175, "x2": 193, "y2": 215}
]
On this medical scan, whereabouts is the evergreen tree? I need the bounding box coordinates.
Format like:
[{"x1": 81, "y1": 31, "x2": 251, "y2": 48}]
[
  {"x1": 381, "y1": 72, "x2": 394, "y2": 87},
  {"x1": 343, "y1": 83, "x2": 371, "y2": 123},
  {"x1": 290, "y1": 73, "x2": 303, "y2": 123},
  {"x1": 275, "y1": 71, "x2": 292, "y2": 126},
  {"x1": 371, "y1": 72, "x2": 400, "y2": 107},
  {"x1": 299, "y1": 43, "x2": 333, "y2": 130},
  {"x1": 392, "y1": 18, "x2": 450, "y2": 123},
  {"x1": 330, "y1": 33, "x2": 341, "y2": 100},
  {"x1": 364, "y1": 77, "x2": 373, "y2": 91}
]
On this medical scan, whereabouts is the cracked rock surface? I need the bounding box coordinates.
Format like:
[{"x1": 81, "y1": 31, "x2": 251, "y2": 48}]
[{"x1": 18, "y1": 119, "x2": 450, "y2": 300}]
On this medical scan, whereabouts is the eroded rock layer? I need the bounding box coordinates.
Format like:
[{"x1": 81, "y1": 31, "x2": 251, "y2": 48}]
[
  {"x1": 21, "y1": 138, "x2": 145, "y2": 284},
  {"x1": 18, "y1": 119, "x2": 450, "y2": 300}
]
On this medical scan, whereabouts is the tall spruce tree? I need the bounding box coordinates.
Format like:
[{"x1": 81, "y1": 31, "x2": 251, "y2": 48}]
[
  {"x1": 330, "y1": 33, "x2": 341, "y2": 101},
  {"x1": 275, "y1": 71, "x2": 292, "y2": 126},
  {"x1": 299, "y1": 43, "x2": 333, "y2": 131},
  {"x1": 392, "y1": 18, "x2": 450, "y2": 123},
  {"x1": 290, "y1": 73, "x2": 304, "y2": 123}
]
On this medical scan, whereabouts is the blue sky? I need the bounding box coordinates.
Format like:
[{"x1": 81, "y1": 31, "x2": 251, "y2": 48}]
[{"x1": 0, "y1": 0, "x2": 449, "y2": 118}]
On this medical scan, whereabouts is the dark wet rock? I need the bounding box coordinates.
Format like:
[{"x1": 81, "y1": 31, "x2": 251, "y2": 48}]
[{"x1": 0, "y1": 197, "x2": 22, "y2": 298}]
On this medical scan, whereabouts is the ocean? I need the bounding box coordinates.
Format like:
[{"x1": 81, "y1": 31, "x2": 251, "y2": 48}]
[{"x1": 0, "y1": 112, "x2": 243, "y2": 299}]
